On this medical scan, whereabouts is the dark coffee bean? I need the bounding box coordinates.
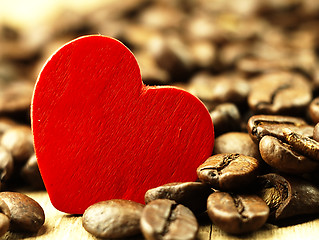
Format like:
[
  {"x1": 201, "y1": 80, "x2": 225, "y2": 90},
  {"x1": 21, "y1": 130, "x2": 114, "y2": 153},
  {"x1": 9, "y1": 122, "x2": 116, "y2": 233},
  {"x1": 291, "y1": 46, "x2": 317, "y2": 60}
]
[
  {"x1": 309, "y1": 97, "x2": 319, "y2": 123},
  {"x1": 1, "y1": 126, "x2": 34, "y2": 163},
  {"x1": 144, "y1": 182, "x2": 213, "y2": 215},
  {"x1": 247, "y1": 114, "x2": 313, "y2": 143},
  {"x1": 259, "y1": 135, "x2": 319, "y2": 174},
  {"x1": 283, "y1": 128, "x2": 319, "y2": 162},
  {"x1": 257, "y1": 173, "x2": 319, "y2": 220},
  {"x1": 213, "y1": 132, "x2": 261, "y2": 160},
  {"x1": 197, "y1": 153, "x2": 259, "y2": 191},
  {"x1": 207, "y1": 192, "x2": 269, "y2": 234},
  {"x1": 0, "y1": 146, "x2": 14, "y2": 183},
  {"x1": 209, "y1": 103, "x2": 241, "y2": 136},
  {"x1": 140, "y1": 199, "x2": 198, "y2": 240},
  {"x1": 248, "y1": 71, "x2": 312, "y2": 114},
  {"x1": 21, "y1": 154, "x2": 44, "y2": 189},
  {"x1": 314, "y1": 122, "x2": 319, "y2": 142},
  {"x1": 83, "y1": 199, "x2": 144, "y2": 239},
  {"x1": 0, "y1": 192, "x2": 45, "y2": 232}
]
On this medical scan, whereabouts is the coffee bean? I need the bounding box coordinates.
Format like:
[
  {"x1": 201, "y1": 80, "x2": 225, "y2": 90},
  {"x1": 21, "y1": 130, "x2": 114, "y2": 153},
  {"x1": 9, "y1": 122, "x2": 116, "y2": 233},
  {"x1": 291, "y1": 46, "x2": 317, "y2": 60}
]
[
  {"x1": 283, "y1": 128, "x2": 319, "y2": 162},
  {"x1": 0, "y1": 146, "x2": 14, "y2": 183},
  {"x1": 207, "y1": 192, "x2": 269, "y2": 234},
  {"x1": 209, "y1": 103, "x2": 241, "y2": 136},
  {"x1": 21, "y1": 154, "x2": 45, "y2": 189},
  {"x1": 248, "y1": 71, "x2": 312, "y2": 114},
  {"x1": 213, "y1": 132, "x2": 261, "y2": 160},
  {"x1": 197, "y1": 153, "x2": 259, "y2": 191},
  {"x1": 314, "y1": 122, "x2": 319, "y2": 142},
  {"x1": 257, "y1": 173, "x2": 319, "y2": 220},
  {"x1": 0, "y1": 192, "x2": 45, "y2": 232},
  {"x1": 82, "y1": 199, "x2": 144, "y2": 239},
  {"x1": 0, "y1": 118, "x2": 16, "y2": 137},
  {"x1": 309, "y1": 97, "x2": 319, "y2": 123},
  {"x1": 247, "y1": 114, "x2": 314, "y2": 143},
  {"x1": 0, "y1": 213, "x2": 9, "y2": 237},
  {"x1": 144, "y1": 182, "x2": 213, "y2": 215},
  {"x1": 259, "y1": 135, "x2": 319, "y2": 174},
  {"x1": 140, "y1": 199, "x2": 198, "y2": 240},
  {"x1": 1, "y1": 126, "x2": 34, "y2": 163}
]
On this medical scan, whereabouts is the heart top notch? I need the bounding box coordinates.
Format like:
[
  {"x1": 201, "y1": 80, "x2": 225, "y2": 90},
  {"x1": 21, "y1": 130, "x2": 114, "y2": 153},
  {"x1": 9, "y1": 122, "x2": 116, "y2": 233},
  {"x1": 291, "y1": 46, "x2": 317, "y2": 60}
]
[{"x1": 31, "y1": 35, "x2": 214, "y2": 214}]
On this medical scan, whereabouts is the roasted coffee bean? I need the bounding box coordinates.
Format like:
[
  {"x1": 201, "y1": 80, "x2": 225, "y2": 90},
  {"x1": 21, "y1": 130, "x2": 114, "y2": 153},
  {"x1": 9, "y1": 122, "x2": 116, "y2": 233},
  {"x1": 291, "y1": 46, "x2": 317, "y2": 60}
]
[
  {"x1": 0, "y1": 213, "x2": 9, "y2": 237},
  {"x1": 21, "y1": 154, "x2": 44, "y2": 189},
  {"x1": 247, "y1": 114, "x2": 314, "y2": 143},
  {"x1": 0, "y1": 146, "x2": 14, "y2": 183},
  {"x1": 314, "y1": 122, "x2": 319, "y2": 142},
  {"x1": 259, "y1": 135, "x2": 319, "y2": 174},
  {"x1": 283, "y1": 128, "x2": 319, "y2": 162},
  {"x1": 248, "y1": 71, "x2": 312, "y2": 114},
  {"x1": 83, "y1": 199, "x2": 144, "y2": 239},
  {"x1": 0, "y1": 118, "x2": 16, "y2": 137},
  {"x1": 257, "y1": 173, "x2": 319, "y2": 220},
  {"x1": 140, "y1": 199, "x2": 198, "y2": 240},
  {"x1": 1, "y1": 126, "x2": 34, "y2": 163},
  {"x1": 209, "y1": 103, "x2": 241, "y2": 136},
  {"x1": 213, "y1": 132, "x2": 261, "y2": 160},
  {"x1": 207, "y1": 192, "x2": 269, "y2": 235},
  {"x1": 144, "y1": 182, "x2": 213, "y2": 215},
  {"x1": 0, "y1": 192, "x2": 45, "y2": 232},
  {"x1": 197, "y1": 153, "x2": 259, "y2": 191},
  {"x1": 309, "y1": 97, "x2": 319, "y2": 123}
]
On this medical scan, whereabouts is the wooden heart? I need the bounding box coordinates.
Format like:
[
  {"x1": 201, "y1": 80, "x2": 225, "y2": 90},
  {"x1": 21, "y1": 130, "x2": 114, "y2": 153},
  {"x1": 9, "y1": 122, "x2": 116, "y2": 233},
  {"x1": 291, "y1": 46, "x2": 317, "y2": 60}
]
[{"x1": 31, "y1": 35, "x2": 214, "y2": 214}]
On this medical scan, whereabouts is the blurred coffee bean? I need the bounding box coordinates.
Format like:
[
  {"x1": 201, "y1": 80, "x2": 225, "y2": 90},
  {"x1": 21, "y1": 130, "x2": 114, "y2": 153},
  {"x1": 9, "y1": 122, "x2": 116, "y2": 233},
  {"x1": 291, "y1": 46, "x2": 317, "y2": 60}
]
[
  {"x1": 197, "y1": 153, "x2": 259, "y2": 191},
  {"x1": 0, "y1": 80, "x2": 34, "y2": 116},
  {"x1": 248, "y1": 71, "x2": 312, "y2": 114},
  {"x1": 189, "y1": 40, "x2": 217, "y2": 69},
  {"x1": 283, "y1": 128, "x2": 319, "y2": 162},
  {"x1": 21, "y1": 154, "x2": 44, "y2": 189},
  {"x1": 83, "y1": 199, "x2": 144, "y2": 239},
  {"x1": 247, "y1": 114, "x2": 314, "y2": 143},
  {"x1": 188, "y1": 72, "x2": 250, "y2": 105},
  {"x1": 219, "y1": 42, "x2": 248, "y2": 67},
  {"x1": 1, "y1": 126, "x2": 34, "y2": 163},
  {"x1": 257, "y1": 173, "x2": 319, "y2": 220},
  {"x1": 0, "y1": 118, "x2": 16, "y2": 137},
  {"x1": 0, "y1": 192, "x2": 45, "y2": 232},
  {"x1": 144, "y1": 182, "x2": 213, "y2": 215},
  {"x1": 314, "y1": 122, "x2": 319, "y2": 142},
  {"x1": 207, "y1": 192, "x2": 269, "y2": 235},
  {"x1": 209, "y1": 103, "x2": 241, "y2": 136},
  {"x1": 308, "y1": 97, "x2": 319, "y2": 124},
  {"x1": 259, "y1": 135, "x2": 319, "y2": 174},
  {"x1": 140, "y1": 199, "x2": 198, "y2": 240},
  {"x1": 0, "y1": 146, "x2": 14, "y2": 183},
  {"x1": 0, "y1": 213, "x2": 9, "y2": 237},
  {"x1": 213, "y1": 132, "x2": 261, "y2": 160}
]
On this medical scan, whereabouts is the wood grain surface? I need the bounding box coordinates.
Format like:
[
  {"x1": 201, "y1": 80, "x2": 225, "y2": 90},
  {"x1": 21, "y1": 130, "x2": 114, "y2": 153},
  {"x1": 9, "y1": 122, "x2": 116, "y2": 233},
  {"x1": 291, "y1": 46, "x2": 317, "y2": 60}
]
[{"x1": 0, "y1": 191, "x2": 318, "y2": 240}]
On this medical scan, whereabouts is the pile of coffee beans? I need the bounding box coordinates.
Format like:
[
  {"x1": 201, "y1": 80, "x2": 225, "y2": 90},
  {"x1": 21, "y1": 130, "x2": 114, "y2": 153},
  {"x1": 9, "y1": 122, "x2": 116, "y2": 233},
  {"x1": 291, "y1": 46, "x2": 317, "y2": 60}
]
[{"x1": 1, "y1": 0, "x2": 319, "y2": 238}]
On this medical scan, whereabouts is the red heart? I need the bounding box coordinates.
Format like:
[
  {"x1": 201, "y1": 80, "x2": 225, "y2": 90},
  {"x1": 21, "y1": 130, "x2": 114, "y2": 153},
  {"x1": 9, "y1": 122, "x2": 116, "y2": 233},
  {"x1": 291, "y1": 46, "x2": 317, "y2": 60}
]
[{"x1": 31, "y1": 35, "x2": 214, "y2": 214}]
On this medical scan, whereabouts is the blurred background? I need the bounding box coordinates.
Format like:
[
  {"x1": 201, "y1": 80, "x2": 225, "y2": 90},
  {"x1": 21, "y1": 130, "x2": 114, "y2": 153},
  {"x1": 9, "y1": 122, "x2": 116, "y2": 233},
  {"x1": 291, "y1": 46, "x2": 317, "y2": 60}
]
[{"x1": 1, "y1": 0, "x2": 319, "y2": 124}]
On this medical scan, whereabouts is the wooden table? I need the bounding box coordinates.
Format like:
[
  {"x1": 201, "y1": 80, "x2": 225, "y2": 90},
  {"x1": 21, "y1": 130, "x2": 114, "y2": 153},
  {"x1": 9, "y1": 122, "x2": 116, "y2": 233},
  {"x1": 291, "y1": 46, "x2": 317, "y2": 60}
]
[{"x1": 0, "y1": 191, "x2": 318, "y2": 240}]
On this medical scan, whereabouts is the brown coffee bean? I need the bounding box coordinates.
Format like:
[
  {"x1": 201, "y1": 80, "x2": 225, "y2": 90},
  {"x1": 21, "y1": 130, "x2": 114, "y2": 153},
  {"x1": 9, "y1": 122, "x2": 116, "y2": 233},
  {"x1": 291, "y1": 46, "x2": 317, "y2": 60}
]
[
  {"x1": 1, "y1": 126, "x2": 34, "y2": 163},
  {"x1": 314, "y1": 122, "x2": 319, "y2": 142},
  {"x1": 257, "y1": 173, "x2": 319, "y2": 220},
  {"x1": 259, "y1": 135, "x2": 319, "y2": 174},
  {"x1": 283, "y1": 128, "x2": 319, "y2": 162},
  {"x1": 247, "y1": 114, "x2": 313, "y2": 143},
  {"x1": 309, "y1": 97, "x2": 319, "y2": 124},
  {"x1": 144, "y1": 182, "x2": 213, "y2": 215},
  {"x1": 248, "y1": 71, "x2": 312, "y2": 114},
  {"x1": 197, "y1": 153, "x2": 259, "y2": 191},
  {"x1": 0, "y1": 192, "x2": 45, "y2": 232},
  {"x1": 207, "y1": 192, "x2": 269, "y2": 234},
  {"x1": 21, "y1": 154, "x2": 44, "y2": 189},
  {"x1": 0, "y1": 146, "x2": 14, "y2": 183},
  {"x1": 140, "y1": 199, "x2": 198, "y2": 240},
  {"x1": 0, "y1": 118, "x2": 16, "y2": 137},
  {"x1": 0, "y1": 213, "x2": 9, "y2": 237},
  {"x1": 213, "y1": 132, "x2": 261, "y2": 160},
  {"x1": 83, "y1": 199, "x2": 144, "y2": 239},
  {"x1": 209, "y1": 103, "x2": 241, "y2": 136}
]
